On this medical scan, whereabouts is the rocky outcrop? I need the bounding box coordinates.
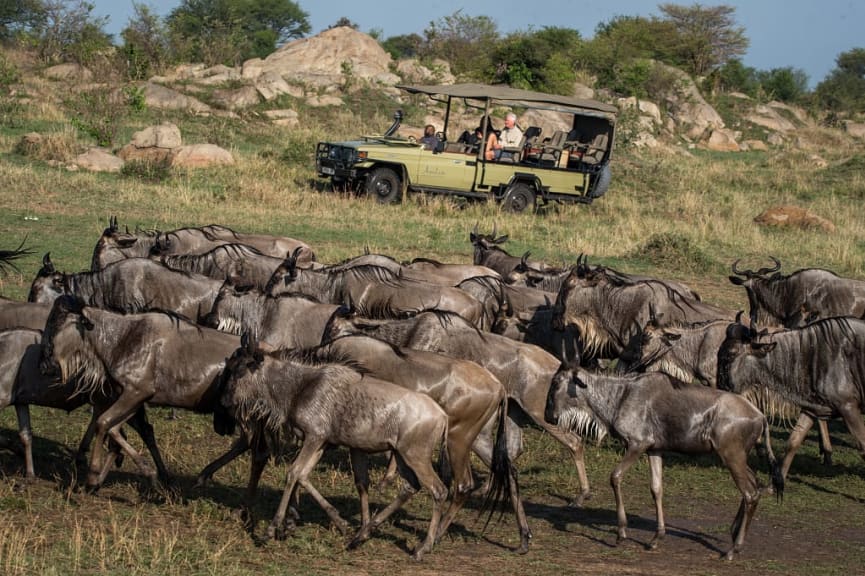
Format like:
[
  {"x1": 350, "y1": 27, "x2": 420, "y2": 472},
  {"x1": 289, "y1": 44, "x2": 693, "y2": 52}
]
[{"x1": 653, "y1": 62, "x2": 724, "y2": 140}]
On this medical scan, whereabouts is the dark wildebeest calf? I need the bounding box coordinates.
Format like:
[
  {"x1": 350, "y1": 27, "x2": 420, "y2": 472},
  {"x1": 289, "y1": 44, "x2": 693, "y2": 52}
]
[
  {"x1": 217, "y1": 341, "x2": 449, "y2": 560},
  {"x1": 546, "y1": 367, "x2": 783, "y2": 560}
]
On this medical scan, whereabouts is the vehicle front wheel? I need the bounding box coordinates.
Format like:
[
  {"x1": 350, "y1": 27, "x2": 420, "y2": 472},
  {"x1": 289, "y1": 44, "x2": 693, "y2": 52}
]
[
  {"x1": 502, "y1": 183, "x2": 536, "y2": 213},
  {"x1": 366, "y1": 167, "x2": 402, "y2": 204}
]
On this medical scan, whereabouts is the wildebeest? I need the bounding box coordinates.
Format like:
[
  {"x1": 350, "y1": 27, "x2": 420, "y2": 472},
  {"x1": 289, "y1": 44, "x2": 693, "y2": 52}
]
[
  {"x1": 39, "y1": 295, "x2": 240, "y2": 490},
  {"x1": 717, "y1": 316, "x2": 865, "y2": 479},
  {"x1": 154, "y1": 242, "x2": 287, "y2": 291},
  {"x1": 202, "y1": 282, "x2": 340, "y2": 350},
  {"x1": 217, "y1": 341, "x2": 450, "y2": 560},
  {"x1": 0, "y1": 297, "x2": 51, "y2": 330},
  {"x1": 90, "y1": 216, "x2": 315, "y2": 270},
  {"x1": 0, "y1": 327, "x2": 168, "y2": 481},
  {"x1": 314, "y1": 333, "x2": 528, "y2": 552},
  {"x1": 28, "y1": 254, "x2": 223, "y2": 323},
  {"x1": 546, "y1": 366, "x2": 783, "y2": 560},
  {"x1": 552, "y1": 265, "x2": 734, "y2": 361},
  {"x1": 322, "y1": 308, "x2": 594, "y2": 506},
  {"x1": 729, "y1": 257, "x2": 865, "y2": 327},
  {"x1": 265, "y1": 248, "x2": 484, "y2": 326},
  {"x1": 469, "y1": 224, "x2": 549, "y2": 279}
]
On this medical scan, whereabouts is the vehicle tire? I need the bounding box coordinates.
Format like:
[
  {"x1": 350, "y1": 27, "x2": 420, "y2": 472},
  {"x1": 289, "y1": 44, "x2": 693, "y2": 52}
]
[
  {"x1": 588, "y1": 164, "x2": 611, "y2": 199},
  {"x1": 502, "y1": 183, "x2": 536, "y2": 213},
  {"x1": 366, "y1": 167, "x2": 402, "y2": 204}
]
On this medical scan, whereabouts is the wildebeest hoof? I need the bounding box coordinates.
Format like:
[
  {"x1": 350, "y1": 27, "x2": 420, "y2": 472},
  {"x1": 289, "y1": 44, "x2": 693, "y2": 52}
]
[
  {"x1": 515, "y1": 537, "x2": 530, "y2": 555},
  {"x1": 568, "y1": 492, "x2": 591, "y2": 507}
]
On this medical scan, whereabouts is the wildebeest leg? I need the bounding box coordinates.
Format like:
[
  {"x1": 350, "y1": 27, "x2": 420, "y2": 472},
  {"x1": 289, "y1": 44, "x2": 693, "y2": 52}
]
[
  {"x1": 242, "y1": 431, "x2": 270, "y2": 532},
  {"x1": 297, "y1": 477, "x2": 350, "y2": 534},
  {"x1": 836, "y1": 401, "x2": 865, "y2": 461},
  {"x1": 471, "y1": 416, "x2": 531, "y2": 551},
  {"x1": 14, "y1": 405, "x2": 35, "y2": 479},
  {"x1": 816, "y1": 419, "x2": 833, "y2": 466},
  {"x1": 196, "y1": 434, "x2": 250, "y2": 488},
  {"x1": 647, "y1": 453, "x2": 665, "y2": 550},
  {"x1": 781, "y1": 412, "x2": 815, "y2": 480},
  {"x1": 377, "y1": 451, "x2": 399, "y2": 489},
  {"x1": 433, "y1": 440, "x2": 473, "y2": 542},
  {"x1": 611, "y1": 446, "x2": 644, "y2": 544},
  {"x1": 96, "y1": 425, "x2": 158, "y2": 487},
  {"x1": 266, "y1": 439, "x2": 326, "y2": 541},
  {"x1": 540, "y1": 424, "x2": 589, "y2": 506},
  {"x1": 87, "y1": 397, "x2": 149, "y2": 491},
  {"x1": 349, "y1": 449, "x2": 371, "y2": 527},
  {"x1": 717, "y1": 443, "x2": 760, "y2": 560},
  {"x1": 126, "y1": 407, "x2": 171, "y2": 484}
]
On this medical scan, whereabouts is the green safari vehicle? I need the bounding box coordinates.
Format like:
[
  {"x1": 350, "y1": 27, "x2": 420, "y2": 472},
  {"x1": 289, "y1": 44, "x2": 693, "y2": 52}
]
[{"x1": 315, "y1": 83, "x2": 618, "y2": 212}]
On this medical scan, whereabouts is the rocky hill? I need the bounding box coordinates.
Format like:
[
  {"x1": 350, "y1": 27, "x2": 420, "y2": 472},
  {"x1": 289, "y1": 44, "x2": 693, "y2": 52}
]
[{"x1": 14, "y1": 25, "x2": 865, "y2": 169}]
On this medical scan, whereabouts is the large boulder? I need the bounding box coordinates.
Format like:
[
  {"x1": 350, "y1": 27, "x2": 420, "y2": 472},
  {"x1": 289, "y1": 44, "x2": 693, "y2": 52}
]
[
  {"x1": 746, "y1": 104, "x2": 797, "y2": 133},
  {"x1": 705, "y1": 128, "x2": 740, "y2": 152},
  {"x1": 211, "y1": 85, "x2": 261, "y2": 110},
  {"x1": 255, "y1": 71, "x2": 303, "y2": 100},
  {"x1": 396, "y1": 58, "x2": 455, "y2": 85},
  {"x1": 118, "y1": 122, "x2": 182, "y2": 163},
  {"x1": 141, "y1": 82, "x2": 211, "y2": 114},
  {"x1": 652, "y1": 62, "x2": 724, "y2": 140},
  {"x1": 74, "y1": 148, "x2": 123, "y2": 172},
  {"x1": 254, "y1": 27, "x2": 399, "y2": 88},
  {"x1": 169, "y1": 144, "x2": 234, "y2": 168}
]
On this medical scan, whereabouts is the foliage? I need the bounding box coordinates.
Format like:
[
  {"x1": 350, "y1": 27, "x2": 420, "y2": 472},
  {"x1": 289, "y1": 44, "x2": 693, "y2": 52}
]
[
  {"x1": 491, "y1": 27, "x2": 582, "y2": 94},
  {"x1": 65, "y1": 85, "x2": 143, "y2": 147},
  {"x1": 814, "y1": 47, "x2": 865, "y2": 113},
  {"x1": 658, "y1": 3, "x2": 749, "y2": 77},
  {"x1": 328, "y1": 17, "x2": 358, "y2": 30},
  {"x1": 627, "y1": 231, "x2": 713, "y2": 272},
  {"x1": 119, "y1": 2, "x2": 171, "y2": 80},
  {"x1": 756, "y1": 66, "x2": 809, "y2": 103},
  {"x1": 380, "y1": 33, "x2": 424, "y2": 60},
  {"x1": 166, "y1": 0, "x2": 310, "y2": 65},
  {"x1": 421, "y1": 10, "x2": 498, "y2": 80},
  {"x1": 0, "y1": 0, "x2": 46, "y2": 40},
  {"x1": 33, "y1": 0, "x2": 113, "y2": 65}
]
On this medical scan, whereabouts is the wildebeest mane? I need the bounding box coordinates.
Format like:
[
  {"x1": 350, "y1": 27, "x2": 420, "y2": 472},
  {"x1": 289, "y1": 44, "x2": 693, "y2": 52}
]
[
  {"x1": 199, "y1": 224, "x2": 240, "y2": 241},
  {"x1": 272, "y1": 344, "x2": 372, "y2": 374}
]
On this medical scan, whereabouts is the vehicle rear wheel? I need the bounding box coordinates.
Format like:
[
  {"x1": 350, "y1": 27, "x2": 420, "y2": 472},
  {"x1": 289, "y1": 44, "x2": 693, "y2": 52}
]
[
  {"x1": 502, "y1": 183, "x2": 536, "y2": 213},
  {"x1": 366, "y1": 167, "x2": 402, "y2": 204},
  {"x1": 588, "y1": 164, "x2": 611, "y2": 199}
]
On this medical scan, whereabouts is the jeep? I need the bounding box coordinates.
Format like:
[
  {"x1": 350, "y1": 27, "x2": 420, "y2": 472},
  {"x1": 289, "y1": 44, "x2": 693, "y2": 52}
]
[{"x1": 315, "y1": 83, "x2": 617, "y2": 212}]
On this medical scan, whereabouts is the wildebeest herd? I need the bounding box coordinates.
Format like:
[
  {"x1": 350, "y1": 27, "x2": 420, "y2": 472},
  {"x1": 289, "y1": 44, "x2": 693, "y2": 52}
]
[{"x1": 1, "y1": 218, "x2": 864, "y2": 562}]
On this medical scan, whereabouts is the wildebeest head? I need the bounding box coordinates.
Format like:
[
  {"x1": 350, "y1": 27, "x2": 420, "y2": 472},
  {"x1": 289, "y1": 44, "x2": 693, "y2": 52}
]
[
  {"x1": 716, "y1": 316, "x2": 776, "y2": 393},
  {"x1": 545, "y1": 364, "x2": 606, "y2": 442},
  {"x1": 38, "y1": 294, "x2": 94, "y2": 379},
  {"x1": 469, "y1": 223, "x2": 509, "y2": 264},
  {"x1": 728, "y1": 257, "x2": 782, "y2": 324},
  {"x1": 616, "y1": 319, "x2": 679, "y2": 375},
  {"x1": 263, "y1": 247, "x2": 304, "y2": 294},
  {"x1": 27, "y1": 253, "x2": 66, "y2": 304},
  {"x1": 90, "y1": 216, "x2": 155, "y2": 270}
]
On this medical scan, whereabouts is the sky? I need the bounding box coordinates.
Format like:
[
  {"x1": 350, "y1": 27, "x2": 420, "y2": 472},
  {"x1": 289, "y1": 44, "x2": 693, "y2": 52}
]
[{"x1": 88, "y1": 0, "x2": 863, "y2": 87}]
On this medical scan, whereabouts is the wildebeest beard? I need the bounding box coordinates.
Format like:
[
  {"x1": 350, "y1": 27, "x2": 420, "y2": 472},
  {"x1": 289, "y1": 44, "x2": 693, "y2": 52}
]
[
  {"x1": 740, "y1": 386, "x2": 799, "y2": 428},
  {"x1": 556, "y1": 405, "x2": 608, "y2": 444},
  {"x1": 59, "y1": 342, "x2": 111, "y2": 401}
]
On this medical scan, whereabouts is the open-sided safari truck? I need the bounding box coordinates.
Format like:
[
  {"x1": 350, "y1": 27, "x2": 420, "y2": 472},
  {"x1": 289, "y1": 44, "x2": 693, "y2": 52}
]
[{"x1": 315, "y1": 83, "x2": 618, "y2": 212}]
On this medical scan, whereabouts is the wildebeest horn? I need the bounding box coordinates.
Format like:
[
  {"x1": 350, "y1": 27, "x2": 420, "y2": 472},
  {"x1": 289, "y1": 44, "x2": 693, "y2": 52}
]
[
  {"x1": 756, "y1": 256, "x2": 781, "y2": 276},
  {"x1": 109, "y1": 215, "x2": 117, "y2": 232},
  {"x1": 520, "y1": 251, "x2": 531, "y2": 265},
  {"x1": 491, "y1": 221, "x2": 497, "y2": 238},
  {"x1": 730, "y1": 259, "x2": 749, "y2": 277}
]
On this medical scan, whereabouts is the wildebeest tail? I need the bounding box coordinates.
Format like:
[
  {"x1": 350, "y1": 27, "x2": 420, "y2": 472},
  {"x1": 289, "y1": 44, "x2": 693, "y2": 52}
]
[
  {"x1": 763, "y1": 418, "x2": 784, "y2": 502},
  {"x1": 481, "y1": 397, "x2": 515, "y2": 529}
]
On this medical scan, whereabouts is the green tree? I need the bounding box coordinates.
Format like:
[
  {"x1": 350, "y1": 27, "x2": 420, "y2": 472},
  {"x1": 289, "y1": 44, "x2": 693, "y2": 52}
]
[
  {"x1": 710, "y1": 58, "x2": 759, "y2": 96},
  {"x1": 35, "y1": 0, "x2": 113, "y2": 64},
  {"x1": 492, "y1": 27, "x2": 582, "y2": 93},
  {"x1": 658, "y1": 3, "x2": 749, "y2": 77},
  {"x1": 422, "y1": 10, "x2": 498, "y2": 80},
  {"x1": 815, "y1": 47, "x2": 865, "y2": 113},
  {"x1": 757, "y1": 66, "x2": 808, "y2": 103},
  {"x1": 167, "y1": 0, "x2": 310, "y2": 65},
  {"x1": 381, "y1": 33, "x2": 423, "y2": 60},
  {"x1": 120, "y1": 2, "x2": 171, "y2": 79},
  {"x1": 0, "y1": 0, "x2": 46, "y2": 40}
]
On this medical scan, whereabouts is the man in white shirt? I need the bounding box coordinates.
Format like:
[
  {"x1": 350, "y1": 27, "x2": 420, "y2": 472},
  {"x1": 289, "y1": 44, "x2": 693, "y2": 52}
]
[{"x1": 492, "y1": 112, "x2": 523, "y2": 160}]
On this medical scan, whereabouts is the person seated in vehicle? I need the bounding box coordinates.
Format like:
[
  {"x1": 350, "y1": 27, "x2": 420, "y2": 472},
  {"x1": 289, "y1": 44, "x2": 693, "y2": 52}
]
[
  {"x1": 419, "y1": 124, "x2": 441, "y2": 150},
  {"x1": 490, "y1": 112, "x2": 523, "y2": 161}
]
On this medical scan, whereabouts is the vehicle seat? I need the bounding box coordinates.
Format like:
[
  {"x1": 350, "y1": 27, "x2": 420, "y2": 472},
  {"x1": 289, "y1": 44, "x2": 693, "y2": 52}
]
[
  {"x1": 539, "y1": 130, "x2": 567, "y2": 166},
  {"x1": 498, "y1": 126, "x2": 541, "y2": 164},
  {"x1": 581, "y1": 133, "x2": 609, "y2": 165}
]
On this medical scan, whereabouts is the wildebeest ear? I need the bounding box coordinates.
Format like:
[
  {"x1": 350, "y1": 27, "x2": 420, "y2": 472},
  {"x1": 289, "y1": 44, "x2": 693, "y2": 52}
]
[
  {"x1": 116, "y1": 236, "x2": 138, "y2": 248},
  {"x1": 39, "y1": 253, "x2": 56, "y2": 275},
  {"x1": 728, "y1": 275, "x2": 746, "y2": 286},
  {"x1": 77, "y1": 307, "x2": 95, "y2": 331}
]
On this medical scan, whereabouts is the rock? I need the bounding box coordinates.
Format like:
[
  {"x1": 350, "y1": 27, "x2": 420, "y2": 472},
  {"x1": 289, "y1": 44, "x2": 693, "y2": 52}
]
[
  {"x1": 396, "y1": 58, "x2": 456, "y2": 84},
  {"x1": 74, "y1": 148, "x2": 124, "y2": 172},
  {"x1": 572, "y1": 82, "x2": 595, "y2": 100},
  {"x1": 169, "y1": 144, "x2": 234, "y2": 168},
  {"x1": 212, "y1": 85, "x2": 261, "y2": 110},
  {"x1": 255, "y1": 72, "x2": 302, "y2": 100},
  {"x1": 142, "y1": 82, "x2": 211, "y2": 114},
  {"x1": 306, "y1": 95, "x2": 343, "y2": 107},
  {"x1": 653, "y1": 62, "x2": 724, "y2": 139},
  {"x1": 43, "y1": 63, "x2": 93, "y2": 82},
  {"x1": 754, "y1": 205, "x2": 835, "y2": 233},
  {"x1": 117, "y1": 144, "x2": 173, "y2": 163},
  {"x1": 196, "y1": 64, "x2": 241, "y2": 85},
  {"x1": 255, "y1": 27, "x2": 397, "y2": 88},
  {"x1": 263, "y1": 109, "x2": 299, "y2": 127},
  {"x1": 130, "y1": 122, "x2": 182, "y2": 149},
  {"x1": 616, "y1": 97, "x2": 662, "y2": 125},
  {"x1": 808, "y1": 154, "x2": 828, "y2": 168},
  {"x1": 746, "y1": 104, "x2": 797, "y2": 132},
  {"x1": 742, "y1": 139, "x2": 768, "y2": 151},
  {"x1": 705, "y1": 128, "x2": 740, "y2": 152},
  {"x1": 844, "y1": 121, "x2": 865, "y2": 139},
  {"x1": 767, "y1": 132, "x2": 785, "y2": 146}
]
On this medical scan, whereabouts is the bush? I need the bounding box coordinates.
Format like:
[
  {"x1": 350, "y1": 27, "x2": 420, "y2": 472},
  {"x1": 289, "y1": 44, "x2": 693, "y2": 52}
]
[
  {"x1": 628, "y1": 232, "x2": 713, "y2": 273},
  {"x1": 120, "y1": 156, "x2": 172, "y2": 183}
]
